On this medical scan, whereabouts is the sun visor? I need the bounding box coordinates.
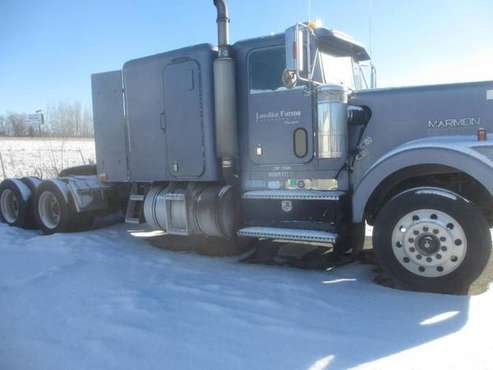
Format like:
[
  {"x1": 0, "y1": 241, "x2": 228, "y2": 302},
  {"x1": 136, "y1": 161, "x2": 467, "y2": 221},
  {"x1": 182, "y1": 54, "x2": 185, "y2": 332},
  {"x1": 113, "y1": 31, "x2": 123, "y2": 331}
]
[{"x1": 314, "y1": 28, "x2": 371, "y2": 61}]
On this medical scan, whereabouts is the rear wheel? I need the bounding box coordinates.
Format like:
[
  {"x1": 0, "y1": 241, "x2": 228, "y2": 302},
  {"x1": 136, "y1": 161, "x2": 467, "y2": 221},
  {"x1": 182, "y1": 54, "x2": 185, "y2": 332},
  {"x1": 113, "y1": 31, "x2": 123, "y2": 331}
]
[
  {"x1": 373, "y1": 187, "x2": 491, "y2": 294},
  {"x1": 0, "y1": 178, "x2": 37, "y2": 228},
  {"x1": 35, "y1": 179, "x2": 93, "y2": 234},
  {"x1": 36, "y1": 181, "x2": 72, "y2": 234}
]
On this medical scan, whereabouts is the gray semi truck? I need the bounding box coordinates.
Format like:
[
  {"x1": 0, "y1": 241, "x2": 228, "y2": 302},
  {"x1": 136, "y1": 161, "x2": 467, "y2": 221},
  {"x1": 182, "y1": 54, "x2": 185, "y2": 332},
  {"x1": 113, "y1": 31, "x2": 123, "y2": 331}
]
[{"x1": 1, "y1": 0, "x2": 492, "y2": 294}]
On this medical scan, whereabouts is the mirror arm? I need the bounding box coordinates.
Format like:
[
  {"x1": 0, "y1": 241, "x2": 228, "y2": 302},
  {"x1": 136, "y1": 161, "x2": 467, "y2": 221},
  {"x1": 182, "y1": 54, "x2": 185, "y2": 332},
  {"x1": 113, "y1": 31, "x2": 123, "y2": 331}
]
[{"x1": 370, "y1": 63, "x2": 377, "y2": 88}]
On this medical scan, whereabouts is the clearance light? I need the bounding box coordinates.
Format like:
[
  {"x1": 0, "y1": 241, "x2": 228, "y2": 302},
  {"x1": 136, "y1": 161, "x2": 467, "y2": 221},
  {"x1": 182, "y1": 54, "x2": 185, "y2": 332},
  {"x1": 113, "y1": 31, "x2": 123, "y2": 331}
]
[
  {"x1": 98, "y1": 173, "x2": 108, "y2": 182},
  {"x1": 478, "y1": 128, "x2": 488, "y2": 141},
  {"x1": 308, "y1": 19, "x2": 323, "y2": 29}
]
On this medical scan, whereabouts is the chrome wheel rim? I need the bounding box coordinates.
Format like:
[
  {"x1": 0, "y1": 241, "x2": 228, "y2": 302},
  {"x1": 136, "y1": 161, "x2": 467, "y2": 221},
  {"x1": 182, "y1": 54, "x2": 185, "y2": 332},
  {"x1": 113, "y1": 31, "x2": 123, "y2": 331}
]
[
  {"x1": 38, "y1": 191, "x2": 61, "y2": 229},
  {"x1": 0, "y1": 189, "x2": 19, "y2": 224},
  {"x1": 391, "y1": 209, "x2": 467, "y2": 278}
]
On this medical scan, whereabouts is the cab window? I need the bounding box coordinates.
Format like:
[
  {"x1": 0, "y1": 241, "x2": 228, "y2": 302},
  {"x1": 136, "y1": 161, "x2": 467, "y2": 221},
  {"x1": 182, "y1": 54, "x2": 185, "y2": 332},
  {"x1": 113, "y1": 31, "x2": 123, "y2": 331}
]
[{"x1": 249, "y1": 47, "x2": 285, "y2": 94}]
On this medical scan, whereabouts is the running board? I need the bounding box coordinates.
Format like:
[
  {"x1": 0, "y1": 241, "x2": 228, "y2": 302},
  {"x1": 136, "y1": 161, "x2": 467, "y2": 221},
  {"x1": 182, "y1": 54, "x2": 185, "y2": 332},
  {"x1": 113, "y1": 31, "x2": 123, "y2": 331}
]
[
  {"x1": 242, "y1": 190, "x2": 345, "y2": 201},
  {"x1": 238, "y1": 227, "x2": 338, "y2": 243}
]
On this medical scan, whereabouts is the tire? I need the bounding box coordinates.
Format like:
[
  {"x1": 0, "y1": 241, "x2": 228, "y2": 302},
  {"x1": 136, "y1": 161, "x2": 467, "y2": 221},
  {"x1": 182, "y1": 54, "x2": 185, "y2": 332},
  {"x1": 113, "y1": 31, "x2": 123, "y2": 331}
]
[
  {"x1": 373, "y1": 187, "x2": 492, "y2": 294},
  {"x1": 22, "y1": 176, "x2": 43, "y2": 229},
  {"x1": 20, "y1": 176, "x2": 43, "y2": 193},
  {"x1": 35, "y1": 179, "x2": 76, "y2": 234},
  {"x1": 59, "y1": 164, "x2": 97, "y2": 177},
  {"x1": 0, "y1": 178, "x2": 37, "y2": 228}
]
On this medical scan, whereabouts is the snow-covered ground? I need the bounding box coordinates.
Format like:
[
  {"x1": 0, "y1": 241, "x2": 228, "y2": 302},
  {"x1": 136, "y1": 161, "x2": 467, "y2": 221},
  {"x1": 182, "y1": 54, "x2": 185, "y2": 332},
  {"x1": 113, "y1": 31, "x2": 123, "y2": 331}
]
[
  {"x1": 0, "y1": 223, "x2": 492, "y2": 370},
  {"x1": 0, "y1": 138, "x2": 95, "y2": 180}
]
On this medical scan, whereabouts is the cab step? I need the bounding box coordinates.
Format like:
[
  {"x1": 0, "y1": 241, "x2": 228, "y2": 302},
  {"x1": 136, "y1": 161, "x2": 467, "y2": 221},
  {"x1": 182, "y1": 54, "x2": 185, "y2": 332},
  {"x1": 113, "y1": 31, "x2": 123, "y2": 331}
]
[
  {"x1": 238, "y1": 226, "x2": 338, "y2": 243},
  {"x1": 125, "y1": 184, "x2": 146, "y2": 224},
  {"x1": 242, "y1": 189, "x2": 345, "y2": 201}
]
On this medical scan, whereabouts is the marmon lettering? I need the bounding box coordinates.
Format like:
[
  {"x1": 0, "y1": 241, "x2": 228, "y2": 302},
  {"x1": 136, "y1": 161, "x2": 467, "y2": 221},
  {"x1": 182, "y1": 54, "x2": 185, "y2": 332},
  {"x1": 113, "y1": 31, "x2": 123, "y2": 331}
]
[{"x1": 428, "y1": 117, "x2": 480, "y2": 129}]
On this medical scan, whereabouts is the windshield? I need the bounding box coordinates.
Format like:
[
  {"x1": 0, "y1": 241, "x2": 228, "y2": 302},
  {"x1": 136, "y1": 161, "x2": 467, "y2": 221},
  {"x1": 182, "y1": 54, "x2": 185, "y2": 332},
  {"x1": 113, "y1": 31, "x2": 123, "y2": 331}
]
[
  {"x1": 318, "y1": 52, "x2": 366, "y2": 90},
  {"x1": 248, "y1": 45, "x2": 368, "y2": 94}
]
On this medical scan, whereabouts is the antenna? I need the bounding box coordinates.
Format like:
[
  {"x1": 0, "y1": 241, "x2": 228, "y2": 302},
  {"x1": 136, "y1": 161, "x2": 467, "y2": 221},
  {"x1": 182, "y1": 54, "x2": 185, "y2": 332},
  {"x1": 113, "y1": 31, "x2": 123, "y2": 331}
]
[
  {"x1": 307, "y1": 0, "x2": 312, "y2": 21},
  {"x1": 368, "y1": 0, "x2": 374, "y2": 57}
]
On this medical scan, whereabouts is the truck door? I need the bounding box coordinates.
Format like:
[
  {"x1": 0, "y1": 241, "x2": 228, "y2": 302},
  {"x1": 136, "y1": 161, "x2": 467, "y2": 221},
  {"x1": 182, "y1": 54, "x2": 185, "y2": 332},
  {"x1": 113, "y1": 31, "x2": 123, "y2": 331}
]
[
  {"x1": 163, "y1": 59, "x2": 205, "y2": 178},
  {"x1": 248, "y1": 47, "x2": 314, "y2": 165}
]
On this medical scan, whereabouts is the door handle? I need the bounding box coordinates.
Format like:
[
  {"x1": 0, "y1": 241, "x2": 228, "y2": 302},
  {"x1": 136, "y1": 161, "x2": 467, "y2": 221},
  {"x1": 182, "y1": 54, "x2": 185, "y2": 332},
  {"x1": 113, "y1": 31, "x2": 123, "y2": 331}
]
[{"x1": 160, "y1": 112, "x2": 166, "y2": 132}]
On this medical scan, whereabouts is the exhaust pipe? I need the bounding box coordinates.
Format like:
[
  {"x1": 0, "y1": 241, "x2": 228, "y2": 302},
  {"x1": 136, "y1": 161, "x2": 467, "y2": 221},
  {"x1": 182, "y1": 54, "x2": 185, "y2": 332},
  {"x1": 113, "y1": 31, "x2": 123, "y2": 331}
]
[
  {"x1": 213, "y1": 0, "x2": 238, "y2": 183},
  {"x1": 213, "y1": 0, "x2": 230, "y2": 57}
]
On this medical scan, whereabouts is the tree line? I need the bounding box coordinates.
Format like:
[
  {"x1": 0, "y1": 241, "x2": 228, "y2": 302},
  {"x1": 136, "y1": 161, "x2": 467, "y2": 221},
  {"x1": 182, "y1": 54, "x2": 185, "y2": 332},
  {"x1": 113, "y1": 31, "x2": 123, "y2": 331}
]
[{"x1": 0, "y1": 102, "x2": 94, "y2": 138}]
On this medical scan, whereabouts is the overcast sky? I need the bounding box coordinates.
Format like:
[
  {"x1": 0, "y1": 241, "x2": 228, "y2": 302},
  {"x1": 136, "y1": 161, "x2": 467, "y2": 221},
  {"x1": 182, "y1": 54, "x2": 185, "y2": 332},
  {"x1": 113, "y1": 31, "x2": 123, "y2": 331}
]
[{"x1": 1, "y1": 0, "x2": 492, "y2": 114}]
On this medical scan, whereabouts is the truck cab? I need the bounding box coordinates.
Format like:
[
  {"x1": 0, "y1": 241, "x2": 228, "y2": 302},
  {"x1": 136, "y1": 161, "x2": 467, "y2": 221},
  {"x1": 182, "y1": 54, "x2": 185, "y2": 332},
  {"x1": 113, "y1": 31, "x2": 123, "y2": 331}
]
[
  {"x1": 235, "y1": 27, "x2": 368, "y2": 192},
  {"x1": 233, "y1": 26, "x2": 372, "y2": 247}
]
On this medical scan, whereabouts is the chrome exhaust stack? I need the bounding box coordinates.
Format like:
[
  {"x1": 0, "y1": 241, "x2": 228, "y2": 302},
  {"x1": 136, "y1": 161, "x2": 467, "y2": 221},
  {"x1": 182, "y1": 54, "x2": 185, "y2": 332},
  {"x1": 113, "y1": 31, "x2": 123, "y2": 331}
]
[
  {"x1": 213, "y1": 0, "x2": 230, "y2": 57},
  {"x1": 212, "y1": 0, "x2": 238, "y2": 183}
]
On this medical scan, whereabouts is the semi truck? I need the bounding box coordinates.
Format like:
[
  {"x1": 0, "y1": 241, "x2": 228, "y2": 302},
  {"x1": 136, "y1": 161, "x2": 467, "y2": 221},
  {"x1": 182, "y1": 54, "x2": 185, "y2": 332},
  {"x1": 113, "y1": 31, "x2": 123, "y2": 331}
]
[{"x1": 1, "y1": 0, "x2": 492, "y2": 294}]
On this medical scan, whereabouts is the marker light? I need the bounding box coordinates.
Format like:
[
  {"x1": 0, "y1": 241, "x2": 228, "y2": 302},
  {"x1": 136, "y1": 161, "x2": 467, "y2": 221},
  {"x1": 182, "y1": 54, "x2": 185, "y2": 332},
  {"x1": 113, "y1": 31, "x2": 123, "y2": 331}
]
[
  {"x1": 478, "y1": 128, "x2": 488, "y2": 141},
  {"x1": 308, "y1": 19, "x2": 323, "y2": 29}
]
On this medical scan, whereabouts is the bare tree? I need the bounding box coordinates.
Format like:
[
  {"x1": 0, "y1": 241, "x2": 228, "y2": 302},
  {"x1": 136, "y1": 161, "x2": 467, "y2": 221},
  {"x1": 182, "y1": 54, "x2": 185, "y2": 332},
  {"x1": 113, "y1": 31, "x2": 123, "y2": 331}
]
[
  {"x1": 81, "y1": 106, "x2": 94, "y2": 137},
  {"x1": 6, "y1": 113, "x2": 27, "y2": 136},
  {"x1": 44, "y1": 101, "x2": 93, "y2": 138},
  {"x1": 1, "y1": 102, "x2": 94, "y2": 138},
  {"x1": 0, "y1": 115, "x2": 6, "y2": 136}
]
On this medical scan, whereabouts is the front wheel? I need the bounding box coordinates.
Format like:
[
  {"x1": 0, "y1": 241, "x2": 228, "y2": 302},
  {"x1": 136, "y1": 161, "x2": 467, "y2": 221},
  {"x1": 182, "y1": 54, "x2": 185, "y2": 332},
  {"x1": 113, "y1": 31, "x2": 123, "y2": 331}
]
[{"x1": 373, "y1": 187, "x2": 491, "y2": 294}]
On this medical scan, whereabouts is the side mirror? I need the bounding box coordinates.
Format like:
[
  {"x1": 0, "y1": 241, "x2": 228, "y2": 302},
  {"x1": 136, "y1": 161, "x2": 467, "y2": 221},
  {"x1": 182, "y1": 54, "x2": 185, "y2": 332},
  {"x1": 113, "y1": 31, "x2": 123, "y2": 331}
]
[{"x1": 284, "y1": 24, "x2": 305, "y2": 87}]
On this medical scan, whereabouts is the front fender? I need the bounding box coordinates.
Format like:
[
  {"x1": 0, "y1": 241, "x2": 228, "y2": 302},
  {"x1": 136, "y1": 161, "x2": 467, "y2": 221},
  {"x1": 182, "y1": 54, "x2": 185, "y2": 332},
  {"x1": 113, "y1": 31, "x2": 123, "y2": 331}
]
[{"x1": 352, "y1": 137, "x2": 493, "y2": 222}]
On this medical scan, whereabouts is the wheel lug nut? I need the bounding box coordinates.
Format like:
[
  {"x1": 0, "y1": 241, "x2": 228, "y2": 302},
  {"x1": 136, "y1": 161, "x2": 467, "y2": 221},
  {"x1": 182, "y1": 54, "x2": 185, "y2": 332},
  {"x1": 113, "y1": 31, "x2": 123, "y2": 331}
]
[
  {"x1": 409, "y1": 247, "x2": 416, "y2": 253},
  {"x1": 413, "y1": 230, "x2": 419, "y2": 236},
  {"x1": 440, "y1": 237, "x2": 446, "y2": 242},
  {"x1": 408, "y1": 238, "x2": 414, "y2": 243},
  {"x1": 455, "y1": 239, "x2": 462, "y2": 246},
  {"x1": 416, "y1": 255, "x2": 422, "y2": 260},
  {"x1": 412, "y1": 215, "x2": 419, "y2": 221},
  {"x1": 403, "y1": 257, "x2": 410, "y2": 263},
  {"x1": 436, "y1": 254, "x2": 442, "y2": 259},
  {"x1": 423, "y1": 227, "x2": 429, "y2": 232},
  {"x1": 419, "y1": 266, "x2": 426, "y2": 272},
  {"x1": 426, "y1": 257, "x2": 432, "y2": 263},
  {"x1": 451, "y1": 256, "x2": 458, "y2": 262},
  {"x1": 433, "y1": 229, "x2": 439, "y2": 235},
  {"x1": 396, "y1": 241, "x2": 402, "y2": 248},
  {"x1": 441, "y1": 246, "x2": 447, "y2": 252},
  {"x1": 437, "y1": 266, "x2": 444, "y2": 272}
]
